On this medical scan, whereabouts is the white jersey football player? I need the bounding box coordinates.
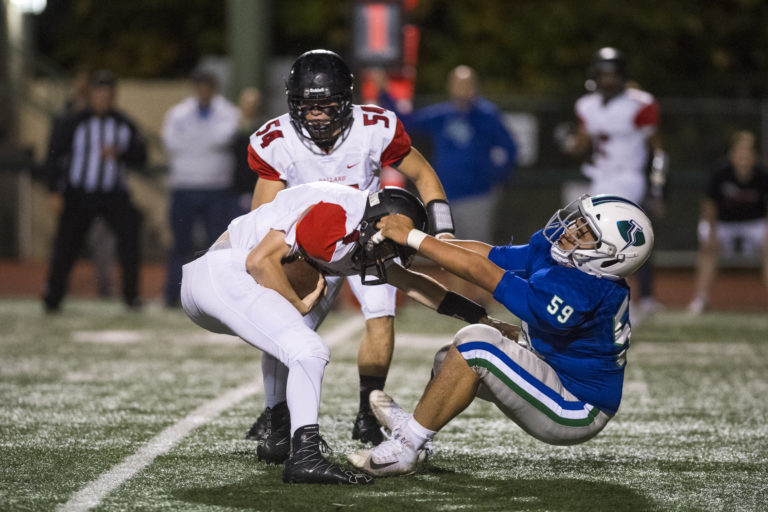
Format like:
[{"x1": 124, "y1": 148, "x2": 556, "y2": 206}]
[
  {"x1": 559, "y1": 47, "x2": 668, "y2": 205},
  {"x1": 246, "y1": 49, "x2": 456, "y2": 447},
  {"x1": 557, "y1": 47, "x2": 668, "y2": 314},
  {"x1": 181, "y1": 181, "x2": 513, "y2": 483}
]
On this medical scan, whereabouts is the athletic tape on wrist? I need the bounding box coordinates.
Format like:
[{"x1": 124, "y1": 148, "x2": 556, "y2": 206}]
[{"x1": 406, "y1": 229, "x2": 428, "y2": 251}]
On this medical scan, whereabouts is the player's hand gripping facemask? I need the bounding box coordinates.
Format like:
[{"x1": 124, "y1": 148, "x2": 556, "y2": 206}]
[{"x1": 355, "y1": 187, "x2": 428, "y2": 285}]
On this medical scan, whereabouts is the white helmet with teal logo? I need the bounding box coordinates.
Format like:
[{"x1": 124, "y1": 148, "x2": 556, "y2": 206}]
[{"x1": 544, "y1": 194, "x2": 654, "y2": 280}]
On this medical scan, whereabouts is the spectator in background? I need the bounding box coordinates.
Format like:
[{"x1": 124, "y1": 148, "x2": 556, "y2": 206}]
[
  {"x1": 688, "y1": 131, "x2": 768, "y2": 315},
  {"x1": 377, "y1": 65, "x2": 517, "y2": 243},
  {"x1": 231, "y1": 87, "x2": 265, "y2": 216},
  {"x1": 162, "y1": 69, "x2": 240, "y2": 308},
  {"x1": 42, "y1": 70, "x2": 147, "y2": 312},
  {"x1": 557, "y1": 47, "x2": 668, "y2": 319}
]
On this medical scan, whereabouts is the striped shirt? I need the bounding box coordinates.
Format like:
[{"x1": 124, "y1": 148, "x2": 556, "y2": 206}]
[{"x1": 46, "y1": 108, "x2": 146, "y2": 194}]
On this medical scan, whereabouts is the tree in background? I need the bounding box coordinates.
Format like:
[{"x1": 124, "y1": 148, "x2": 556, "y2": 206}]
[
  {"x1": 34, "y1": 0, "x2": 768, "y2": 97},
  {"x1": 36, "y1": 0, "x2": 226, "y2": 77}
]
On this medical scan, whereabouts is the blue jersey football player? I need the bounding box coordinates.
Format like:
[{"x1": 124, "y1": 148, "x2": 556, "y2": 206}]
[{"x1": 349, "y1": 194, "x2": 654, "y2": 476}]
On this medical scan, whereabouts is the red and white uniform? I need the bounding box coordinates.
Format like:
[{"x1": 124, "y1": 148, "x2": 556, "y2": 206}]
[
  {"x1": 248, "y1": 105, "x2": 411, "y2": 193},
  {"x1": 247, "y1": 104, "x2": 412, "y2": 324},
  {"x1": 228, "y1": 182, "x2": 366, "y2": 269},
  {"x1": 180, "y1": 182, "x2": 369, "y2": 368},
  {"x1": 576, "y1": 88, "x2": 659, "y2": 203},
  {"x1": 180, "y1": 182, "x2": 371, "y2": 432}
]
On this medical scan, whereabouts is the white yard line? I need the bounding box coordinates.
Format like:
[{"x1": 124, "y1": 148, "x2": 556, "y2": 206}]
[{"x1": 58, "y1": 316, "x2": 364, "y2": 512}]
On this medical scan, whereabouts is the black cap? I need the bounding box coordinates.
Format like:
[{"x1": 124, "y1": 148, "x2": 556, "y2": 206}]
[{"x1": 90, "y1": 69, "x2": 117, "y2": 87}]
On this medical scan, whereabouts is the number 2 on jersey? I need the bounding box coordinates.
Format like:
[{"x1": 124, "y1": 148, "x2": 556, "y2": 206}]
[{"x1": 546, "y1": 295, "x2": 573, "y2": 323}]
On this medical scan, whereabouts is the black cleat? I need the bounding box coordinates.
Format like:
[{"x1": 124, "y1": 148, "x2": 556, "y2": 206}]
[
  {"x1": 352, "y1": 408, "x2": 383, "y2": 445},
  {"x1": 246, "y1": 405, "x2": 275, "y2": 441},
  {"x1": 283, "y1": 424, "x2": 373, "y2": 485},
  {"x1": 252, "y1": 402, "x2": 291, "y2": 464}
]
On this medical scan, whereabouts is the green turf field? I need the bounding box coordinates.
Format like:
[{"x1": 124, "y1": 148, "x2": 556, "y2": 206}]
[{"x1": 1, "y1": 298, "x2": 766, "y2": 511}]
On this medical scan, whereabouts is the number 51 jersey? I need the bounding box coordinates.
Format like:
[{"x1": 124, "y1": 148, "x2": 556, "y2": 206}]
[{"x1": 247, "y1": 104, "x2": 412, "y2": 193}]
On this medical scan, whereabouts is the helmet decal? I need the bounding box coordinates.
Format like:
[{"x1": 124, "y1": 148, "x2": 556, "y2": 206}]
[{"x1": 617, "y1": 219, "x2": 646, "y2": 251}]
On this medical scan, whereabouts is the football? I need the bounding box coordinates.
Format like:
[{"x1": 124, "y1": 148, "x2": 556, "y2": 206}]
[{"x1": 283, "y1": 259, "x2": 323, "y2": 299}]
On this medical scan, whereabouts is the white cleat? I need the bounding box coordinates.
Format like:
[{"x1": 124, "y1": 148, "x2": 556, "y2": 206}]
[
  {"x1": 369, "y1": 390, "x2": 412, "y2": 434},
  {"x1": 347, "y1": 430, "x2": 420, "y2": 476}
]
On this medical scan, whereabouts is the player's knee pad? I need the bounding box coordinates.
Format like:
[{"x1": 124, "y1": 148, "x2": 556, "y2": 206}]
[{"x1": 452, "y1": 324, "x2": 503, "y2": 350}]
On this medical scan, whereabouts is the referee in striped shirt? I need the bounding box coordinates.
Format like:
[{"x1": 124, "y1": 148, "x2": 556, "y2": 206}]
[{"x1": 43, "y1": 70, "x2": 147, "y2": 312}]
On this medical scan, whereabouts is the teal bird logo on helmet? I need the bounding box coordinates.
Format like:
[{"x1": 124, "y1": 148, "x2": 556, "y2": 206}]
[{"x1": 617, "y1": 219, "x2": 646, "y2": 250}]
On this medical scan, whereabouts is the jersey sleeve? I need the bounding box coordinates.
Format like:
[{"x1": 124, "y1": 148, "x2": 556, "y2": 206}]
[
  {"x1": 633, "y1": 100, "x2": 659, "y2": 127},
  {"x1": 295, "y1": 202, "x2": 348, "y2": 262},
  {"x1": 380, "y1": 117, "x2": 412, "y2": 167},
  {"x1": 488, "y1": 244, "x2": 530, "y2": 276},
  {"x1": 248, "y1": 142, "x2": 282, "y2": 181}
]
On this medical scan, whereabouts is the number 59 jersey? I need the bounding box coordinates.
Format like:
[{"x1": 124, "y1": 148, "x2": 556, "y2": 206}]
[
  {"x1": 488, "y1": 231, "x2": 632, "y2": 415},
  {"x1": 247, "y1": 104, "x2": 412, "y2": 193}
]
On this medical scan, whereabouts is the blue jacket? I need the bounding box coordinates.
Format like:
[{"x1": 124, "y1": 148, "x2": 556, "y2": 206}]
[{"x1": 379, "y1": 92, "x2": 517, "y2": 201}]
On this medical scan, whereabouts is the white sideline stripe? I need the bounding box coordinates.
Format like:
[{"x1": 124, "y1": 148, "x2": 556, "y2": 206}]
[{"x1": 58, "y1": 316, "x2": 364, "y2": 512}]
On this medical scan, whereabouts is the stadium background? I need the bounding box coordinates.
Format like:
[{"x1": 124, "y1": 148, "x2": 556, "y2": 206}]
[
  {"x1": 0, "y1": 0, "x2": 766, "y2": 311},
  {"x1": 1, "y1": 3, "x2": 768, "y2": 511}
]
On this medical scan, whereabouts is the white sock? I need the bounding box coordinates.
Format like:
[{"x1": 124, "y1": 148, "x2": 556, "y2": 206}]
[
  {"x1": 261, "y1": 354, "x2": 288, "y2": 408},
  {"x1": 286, "y1": 356, "x2": 327, "y2": 436},
  {"x1": 403, "y1": 416, "x2": 436, "y2": 450}
]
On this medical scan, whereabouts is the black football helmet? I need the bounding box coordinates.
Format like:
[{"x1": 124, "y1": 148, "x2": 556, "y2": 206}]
[
  {"x1": 589, "y1": 47, "x2": 627, "y2": 78},
  {"x1": 285, "y1": 49, "x2": 355, "y2": 152},
  {"x1": 355, "y1": 187, "x2": 428, "y2": 285},
  {"x1": 586, "y1": 47, "x2": 627, "y2": 92}
]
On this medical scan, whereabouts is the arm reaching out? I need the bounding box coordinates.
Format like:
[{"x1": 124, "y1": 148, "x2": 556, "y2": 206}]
[{"x1": 377, "y1": 214, "x2": 506, "y2": 293}]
